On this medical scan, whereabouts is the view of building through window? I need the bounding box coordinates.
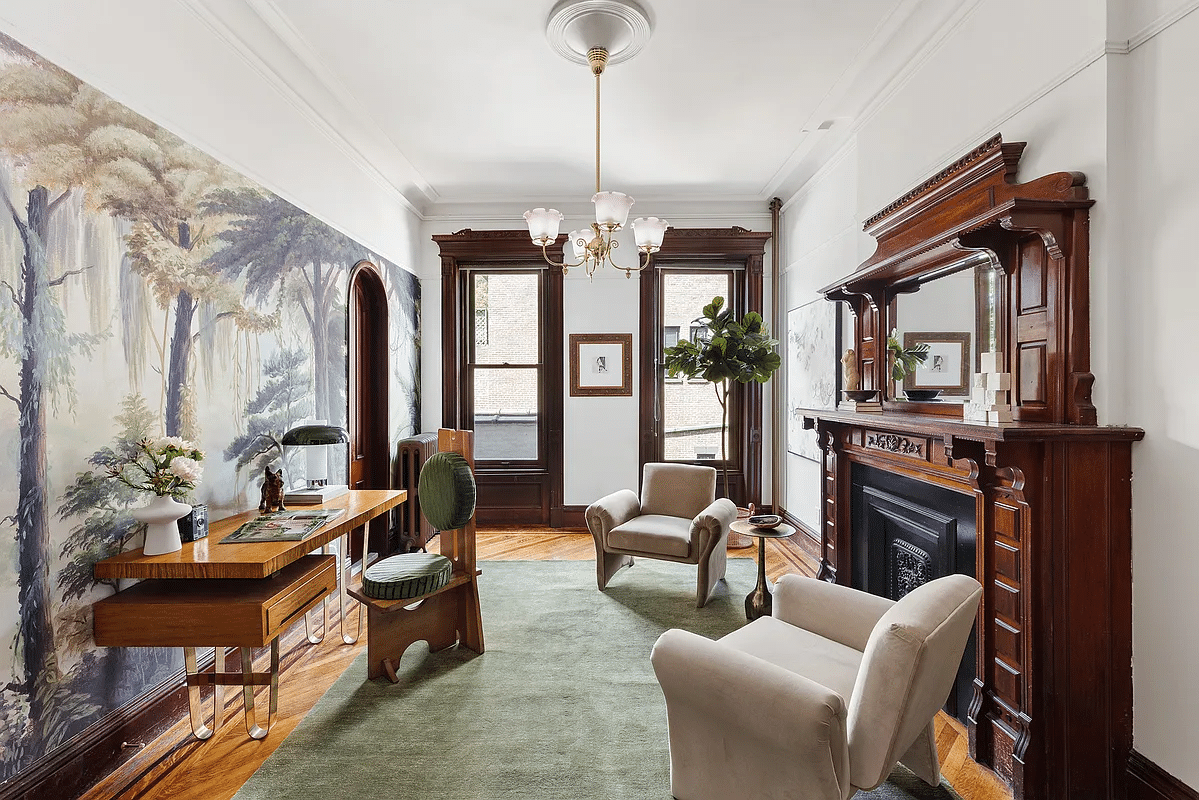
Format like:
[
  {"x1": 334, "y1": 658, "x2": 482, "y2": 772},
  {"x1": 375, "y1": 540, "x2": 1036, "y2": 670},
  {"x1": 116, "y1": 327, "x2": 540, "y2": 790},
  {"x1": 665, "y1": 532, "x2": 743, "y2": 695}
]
[
  {"x1": 661, "y1": 271, "x2": 732, "y2": 461},
  {"x1": 471, "y1": 272, "x2": 540, "y2": 460}
]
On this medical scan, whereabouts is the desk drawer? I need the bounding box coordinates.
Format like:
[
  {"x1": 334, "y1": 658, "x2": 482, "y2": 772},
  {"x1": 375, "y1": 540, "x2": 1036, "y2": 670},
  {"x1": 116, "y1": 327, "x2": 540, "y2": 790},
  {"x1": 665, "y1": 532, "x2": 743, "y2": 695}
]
[
  {"x1": 94, "y1": 555, "x2": 336, "y2": 648},
  {"x1": 266, "y1": 556, "x2": 337, "y2": 636}
]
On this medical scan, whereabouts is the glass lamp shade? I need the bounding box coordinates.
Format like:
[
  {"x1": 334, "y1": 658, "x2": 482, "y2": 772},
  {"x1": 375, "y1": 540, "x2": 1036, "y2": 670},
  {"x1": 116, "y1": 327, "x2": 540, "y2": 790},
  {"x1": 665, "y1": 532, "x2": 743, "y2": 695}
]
[
  {"x1": 568, "y1": 229, "x2": 592, "y2": 260},
  {"x1": 592, "y1": 191, "x2": 634, "y2": 230},
  {"x1": 523, "y1": 208, "x2": 564, "y2": 244},
  {"x1": 632, "y1": 216, "x2": 669, "y2": 252}
]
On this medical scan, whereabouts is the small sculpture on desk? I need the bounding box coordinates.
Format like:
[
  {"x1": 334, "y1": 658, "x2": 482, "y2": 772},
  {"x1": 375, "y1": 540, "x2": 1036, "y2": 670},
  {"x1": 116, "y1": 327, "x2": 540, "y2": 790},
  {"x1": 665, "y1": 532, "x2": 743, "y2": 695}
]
[
  {"x1": 842, "y1": 348, "x2": 860, "y2": 391},
  {"x1": 259, "y1": 466, "x2": 286, "y2": 513}
]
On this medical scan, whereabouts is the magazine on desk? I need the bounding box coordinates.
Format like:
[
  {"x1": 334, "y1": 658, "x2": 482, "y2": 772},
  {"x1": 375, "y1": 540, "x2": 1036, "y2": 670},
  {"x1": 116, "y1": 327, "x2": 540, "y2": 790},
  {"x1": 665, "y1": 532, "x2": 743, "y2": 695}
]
[{"x1": 221, "y1": 508, "x2": 345, "y2": 544}]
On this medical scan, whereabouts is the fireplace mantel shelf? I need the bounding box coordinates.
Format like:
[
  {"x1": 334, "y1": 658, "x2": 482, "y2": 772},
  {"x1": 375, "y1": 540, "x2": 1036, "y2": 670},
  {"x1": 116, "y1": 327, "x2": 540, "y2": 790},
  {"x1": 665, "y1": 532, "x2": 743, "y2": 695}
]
[{"x1": 798, "y1": 407, "x2": 1144, "y2": 444}]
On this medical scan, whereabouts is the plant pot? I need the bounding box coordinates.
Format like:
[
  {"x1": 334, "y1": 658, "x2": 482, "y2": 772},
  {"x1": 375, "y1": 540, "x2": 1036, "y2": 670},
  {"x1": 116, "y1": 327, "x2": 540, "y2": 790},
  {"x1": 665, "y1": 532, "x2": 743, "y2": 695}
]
[{"x1": 133, "y1": 495, "x2": 191, "y2": 556}]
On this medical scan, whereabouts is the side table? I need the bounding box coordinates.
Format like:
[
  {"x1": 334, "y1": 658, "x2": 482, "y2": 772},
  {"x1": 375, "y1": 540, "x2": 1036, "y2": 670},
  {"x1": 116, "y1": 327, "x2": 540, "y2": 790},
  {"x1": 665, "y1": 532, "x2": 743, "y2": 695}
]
[{"x1": 730, "y1": 520, "x2": 796, "y2": 621}]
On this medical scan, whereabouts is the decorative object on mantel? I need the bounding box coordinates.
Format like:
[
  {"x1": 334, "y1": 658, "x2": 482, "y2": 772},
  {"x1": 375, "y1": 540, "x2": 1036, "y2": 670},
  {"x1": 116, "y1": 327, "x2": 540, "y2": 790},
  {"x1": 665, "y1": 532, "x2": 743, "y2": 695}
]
[
  {"x1": 523, "y1": 0, "x2": 668, "y2": 278},
  {"x1": 903, "y1": 389, "x2": 941, "y2": 401},
  {"x1": 839, "y1": 389, "x2": 881, "y2": 412},
  {"x1": 106, "y1": 436, "x2": 205, "y2": 555},
  {"x1": 963, "y1": 351, "x2": 1012, "y2": 423},
  {"x1": 842, "y1": 348, "x2": 860, "y2": 391},
  {"x1": 663, "y1": 296, "x2": 781, "y2": 548}
]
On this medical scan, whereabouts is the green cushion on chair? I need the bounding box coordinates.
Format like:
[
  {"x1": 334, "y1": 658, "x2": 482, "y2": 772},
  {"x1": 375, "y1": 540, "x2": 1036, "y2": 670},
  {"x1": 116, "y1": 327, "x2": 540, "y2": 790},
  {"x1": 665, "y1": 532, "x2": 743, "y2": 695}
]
[
  {"x1": 418, "y1": 451, "x2": 476, "y2": 531},
  {"x1": 362, "y1": 553, "x2": 453, "y2": 601}
]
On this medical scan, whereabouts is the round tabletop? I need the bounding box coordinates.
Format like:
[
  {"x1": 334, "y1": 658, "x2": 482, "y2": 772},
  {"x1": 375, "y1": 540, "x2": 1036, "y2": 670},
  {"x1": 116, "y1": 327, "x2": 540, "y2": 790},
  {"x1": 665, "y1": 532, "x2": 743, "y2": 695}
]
[{"x1": 730, "y1": 520, "x2": 796, "y2": 540}]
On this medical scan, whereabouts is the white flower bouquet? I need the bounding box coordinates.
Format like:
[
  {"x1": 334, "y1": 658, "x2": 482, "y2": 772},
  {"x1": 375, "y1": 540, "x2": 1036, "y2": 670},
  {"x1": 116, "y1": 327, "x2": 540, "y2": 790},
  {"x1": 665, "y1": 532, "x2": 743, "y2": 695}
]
[{"x1": 107, "y1": 436, "x2": 205, "y2": 498}]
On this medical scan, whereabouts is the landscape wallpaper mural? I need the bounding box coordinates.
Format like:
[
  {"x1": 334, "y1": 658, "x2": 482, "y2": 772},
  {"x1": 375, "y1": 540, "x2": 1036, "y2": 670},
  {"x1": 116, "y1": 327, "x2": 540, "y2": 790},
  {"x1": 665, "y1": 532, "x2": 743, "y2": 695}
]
[{"x1": 0, "y1": 31, "x2": 420, "y2": 780}]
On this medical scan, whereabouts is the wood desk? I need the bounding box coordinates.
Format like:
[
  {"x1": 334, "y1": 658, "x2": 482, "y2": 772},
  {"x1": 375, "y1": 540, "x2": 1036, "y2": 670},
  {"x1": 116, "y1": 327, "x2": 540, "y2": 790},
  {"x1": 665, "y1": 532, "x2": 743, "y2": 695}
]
[{"x1": 92, "y1": 489, "x2": 405, "y2": 740}]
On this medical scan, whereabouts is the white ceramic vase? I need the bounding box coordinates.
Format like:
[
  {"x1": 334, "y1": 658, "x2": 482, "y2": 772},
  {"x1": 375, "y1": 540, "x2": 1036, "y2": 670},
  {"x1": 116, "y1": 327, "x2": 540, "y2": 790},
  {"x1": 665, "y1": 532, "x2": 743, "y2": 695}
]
[{"x1": 134, "y1": 495, "x2": 191, "y2": 556}]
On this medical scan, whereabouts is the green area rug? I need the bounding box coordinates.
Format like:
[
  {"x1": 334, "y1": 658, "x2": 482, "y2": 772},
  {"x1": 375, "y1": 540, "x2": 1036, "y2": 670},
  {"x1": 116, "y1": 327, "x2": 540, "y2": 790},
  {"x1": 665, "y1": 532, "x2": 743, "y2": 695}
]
[{"x1": 234, "y1": 559, "x2": 961, "y2": 800}]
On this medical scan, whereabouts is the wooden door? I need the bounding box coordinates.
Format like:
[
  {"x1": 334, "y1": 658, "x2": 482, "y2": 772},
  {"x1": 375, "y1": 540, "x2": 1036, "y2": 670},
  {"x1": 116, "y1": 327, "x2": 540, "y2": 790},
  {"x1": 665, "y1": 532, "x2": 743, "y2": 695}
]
[{"x1": 348, "y1": 262, "x2": 390, "y2": 556}]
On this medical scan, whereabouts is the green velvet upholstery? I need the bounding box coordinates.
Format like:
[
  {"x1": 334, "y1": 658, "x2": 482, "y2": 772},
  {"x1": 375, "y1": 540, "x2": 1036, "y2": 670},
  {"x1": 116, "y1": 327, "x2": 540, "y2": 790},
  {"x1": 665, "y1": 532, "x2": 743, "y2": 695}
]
[
  {"x1": 418, "y1": 451, "x2": 476, "y2": 530},
  {"x1": 362, "y1": 553, "x2": 453, "y2": 601}
]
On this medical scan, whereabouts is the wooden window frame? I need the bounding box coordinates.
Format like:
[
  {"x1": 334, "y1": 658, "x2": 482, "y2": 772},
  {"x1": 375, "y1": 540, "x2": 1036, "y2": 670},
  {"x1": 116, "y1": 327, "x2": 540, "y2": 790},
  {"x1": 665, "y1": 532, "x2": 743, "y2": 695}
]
[
  {"x1": 433, "y1": 229, "x2": 565, "y2": 526},
  {"x1": 638, "y1": 227, "x2": 771, "y2": 507}
]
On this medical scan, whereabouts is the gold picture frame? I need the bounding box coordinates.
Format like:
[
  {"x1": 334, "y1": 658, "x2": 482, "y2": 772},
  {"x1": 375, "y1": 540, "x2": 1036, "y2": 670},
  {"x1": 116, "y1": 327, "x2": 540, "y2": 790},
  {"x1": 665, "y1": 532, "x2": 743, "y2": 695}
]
[{"x1": 569, "y1": 333, "x2": 632, "y2": 396}]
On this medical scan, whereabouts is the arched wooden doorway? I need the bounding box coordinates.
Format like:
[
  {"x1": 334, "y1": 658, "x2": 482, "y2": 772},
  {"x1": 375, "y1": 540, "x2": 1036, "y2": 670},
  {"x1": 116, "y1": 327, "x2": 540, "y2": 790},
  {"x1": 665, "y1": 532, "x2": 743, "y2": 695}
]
[{"x1": 348, "y1": 260, "x2": 391, "y2": 555}]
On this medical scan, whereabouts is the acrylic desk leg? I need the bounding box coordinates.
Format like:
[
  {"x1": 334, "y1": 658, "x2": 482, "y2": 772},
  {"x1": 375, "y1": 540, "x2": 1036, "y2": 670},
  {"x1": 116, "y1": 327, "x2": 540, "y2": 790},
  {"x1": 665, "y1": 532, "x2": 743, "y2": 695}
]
[
  {"x1": 305, "y1": 544, "x2": 329, "y2": 643},
  {"x1": 337, "y1": 533, "x2": 364, "y2": 644},
  {"x1": 184, "y1": 646, "x2": 220, "y2": 740},
  {"x1": 241, "y1": 639, "x2": 279, "y2": 740}
]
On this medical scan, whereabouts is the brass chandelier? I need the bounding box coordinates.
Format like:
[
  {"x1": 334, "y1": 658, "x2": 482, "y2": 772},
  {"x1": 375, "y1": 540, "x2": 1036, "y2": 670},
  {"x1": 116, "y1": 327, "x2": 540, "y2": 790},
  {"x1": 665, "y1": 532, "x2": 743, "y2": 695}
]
[{"x1": 524, "y1": 1, "x2": 667, "y2": 279}]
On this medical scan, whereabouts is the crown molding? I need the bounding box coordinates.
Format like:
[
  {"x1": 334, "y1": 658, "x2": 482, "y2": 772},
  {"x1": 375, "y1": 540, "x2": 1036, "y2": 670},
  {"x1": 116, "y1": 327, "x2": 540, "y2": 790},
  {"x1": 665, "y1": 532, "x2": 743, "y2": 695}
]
[{"x1": 176, "y1": 0, "x2": 433, "y2": 215}]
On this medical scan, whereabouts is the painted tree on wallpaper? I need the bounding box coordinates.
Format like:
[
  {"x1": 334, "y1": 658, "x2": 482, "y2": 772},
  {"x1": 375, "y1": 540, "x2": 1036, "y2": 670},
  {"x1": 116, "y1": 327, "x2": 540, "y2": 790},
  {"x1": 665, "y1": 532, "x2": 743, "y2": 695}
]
[
  {"x1": 0, "y1": 31, "x2": 422, "y2": 785},
  {"x1": 205, "y1": 189, "x2": 362, "y2": 424},
  {"x1": 0, "y1": 38, "x2": 110, "y2": 746},
  {"x1": 224, "y1": 347, "x2": 312, "y2": 480}
]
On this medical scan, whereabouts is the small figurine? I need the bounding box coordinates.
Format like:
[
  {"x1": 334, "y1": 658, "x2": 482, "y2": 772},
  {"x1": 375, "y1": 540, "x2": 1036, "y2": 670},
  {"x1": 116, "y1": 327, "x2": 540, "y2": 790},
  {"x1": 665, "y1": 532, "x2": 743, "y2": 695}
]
[
  {"x1": 259, "y1": 466, "x2": 286, "y2": 513},
  {"x1": 842, "y1": 348, "x2": 860, "y2": 391}
]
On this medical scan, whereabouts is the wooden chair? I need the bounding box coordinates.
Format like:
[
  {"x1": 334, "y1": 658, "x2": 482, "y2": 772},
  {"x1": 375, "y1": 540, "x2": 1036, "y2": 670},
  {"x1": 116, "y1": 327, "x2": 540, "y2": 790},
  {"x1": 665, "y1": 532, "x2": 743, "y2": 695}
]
[{"x1": 349, "y1": 428, "x2": 484, "y2": 681}]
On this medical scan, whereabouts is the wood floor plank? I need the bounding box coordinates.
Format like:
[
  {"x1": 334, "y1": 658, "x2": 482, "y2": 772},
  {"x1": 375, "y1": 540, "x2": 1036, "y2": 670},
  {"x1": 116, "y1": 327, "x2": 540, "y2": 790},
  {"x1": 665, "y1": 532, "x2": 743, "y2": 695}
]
[{"x1": 82, "y1": 528, "x2": 1011, "y2": 800}]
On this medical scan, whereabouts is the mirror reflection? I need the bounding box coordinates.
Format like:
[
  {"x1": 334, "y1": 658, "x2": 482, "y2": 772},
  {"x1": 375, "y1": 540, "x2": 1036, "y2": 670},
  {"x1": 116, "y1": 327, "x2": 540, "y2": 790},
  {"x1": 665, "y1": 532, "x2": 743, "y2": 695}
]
[{"x1": 890, "y1": 266, "x2": 980, "y2": 404}]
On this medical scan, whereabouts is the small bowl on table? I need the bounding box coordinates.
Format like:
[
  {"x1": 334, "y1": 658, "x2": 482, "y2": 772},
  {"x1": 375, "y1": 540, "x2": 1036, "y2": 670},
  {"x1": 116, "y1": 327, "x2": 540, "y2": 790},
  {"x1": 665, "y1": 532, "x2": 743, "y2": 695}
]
[
  {"x1": 904, "y1": 389, "x2": 942, "y2": 401},
  {"x1": 843, "y1": 389, "x2": 878, "y2": 402},
  {"x1": 747, "y1": 514, "x2": 782, "y2": 530}
]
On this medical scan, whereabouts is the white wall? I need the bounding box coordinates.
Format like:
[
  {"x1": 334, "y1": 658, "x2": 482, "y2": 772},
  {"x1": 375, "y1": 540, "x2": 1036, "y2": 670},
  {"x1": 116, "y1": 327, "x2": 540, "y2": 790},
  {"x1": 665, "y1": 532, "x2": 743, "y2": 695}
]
[
  {"x1": 1122, "y1": 6, "x2": 1199, "y2": 786},
  {"x1": 776, "y1": 0, "x2": 1199, "y2": 787}
]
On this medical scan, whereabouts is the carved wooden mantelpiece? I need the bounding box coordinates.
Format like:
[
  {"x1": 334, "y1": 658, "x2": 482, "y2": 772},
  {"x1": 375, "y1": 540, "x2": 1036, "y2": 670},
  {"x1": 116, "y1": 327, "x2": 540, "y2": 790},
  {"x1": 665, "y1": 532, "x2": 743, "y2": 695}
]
[{"x1": 803, "y1": 138, "x2": 1144, "y2": 800}]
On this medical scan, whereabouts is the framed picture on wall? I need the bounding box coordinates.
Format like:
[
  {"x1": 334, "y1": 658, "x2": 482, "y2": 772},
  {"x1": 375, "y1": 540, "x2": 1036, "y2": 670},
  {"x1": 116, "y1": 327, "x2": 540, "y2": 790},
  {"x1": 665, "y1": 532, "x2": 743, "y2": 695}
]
[
  {"x1": 902, "y1": 331, "x2": 971, "y2": 395},
  {"x1": 786, "y1": 299, "x2": 840, "y2": 461},
  {"x1": 570, "y1": 333, "x2": 632, "y2": 396}
]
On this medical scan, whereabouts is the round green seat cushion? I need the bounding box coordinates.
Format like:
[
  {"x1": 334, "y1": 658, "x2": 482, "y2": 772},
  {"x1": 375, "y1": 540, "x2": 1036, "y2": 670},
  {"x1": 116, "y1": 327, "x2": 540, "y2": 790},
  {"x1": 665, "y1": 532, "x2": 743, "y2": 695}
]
[
  {"x1": 362, "y1": 552, "x2": 453, "y2": 601},
  {"x1": 418, "y1": 451, "x2": 476, "y2": 530}
]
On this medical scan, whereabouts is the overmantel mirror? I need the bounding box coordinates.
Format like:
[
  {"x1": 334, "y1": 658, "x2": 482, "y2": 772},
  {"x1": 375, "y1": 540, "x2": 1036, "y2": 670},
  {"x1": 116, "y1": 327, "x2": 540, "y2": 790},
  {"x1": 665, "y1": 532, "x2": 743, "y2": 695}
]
[{"x1": 822, "y1": 134, "x2": 1097, "y2": 425}]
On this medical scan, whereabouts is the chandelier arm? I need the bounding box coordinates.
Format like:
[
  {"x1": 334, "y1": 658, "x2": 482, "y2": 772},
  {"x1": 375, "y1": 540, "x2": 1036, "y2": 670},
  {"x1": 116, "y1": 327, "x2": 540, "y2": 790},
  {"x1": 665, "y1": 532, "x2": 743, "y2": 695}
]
[
  {"x1": 538, "y1": 241, "x2": 587, "y2": 271},
  {"x1": 603, "y1": 239, "x2": 647, "y2": 275}
]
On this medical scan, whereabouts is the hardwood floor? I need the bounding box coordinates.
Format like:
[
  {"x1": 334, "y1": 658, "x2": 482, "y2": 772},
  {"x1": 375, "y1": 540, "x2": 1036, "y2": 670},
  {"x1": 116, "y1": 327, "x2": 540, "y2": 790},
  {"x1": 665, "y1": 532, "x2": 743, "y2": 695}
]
[{"x1": 80, "y1": 529, "x2": 1011, "y2": 800}]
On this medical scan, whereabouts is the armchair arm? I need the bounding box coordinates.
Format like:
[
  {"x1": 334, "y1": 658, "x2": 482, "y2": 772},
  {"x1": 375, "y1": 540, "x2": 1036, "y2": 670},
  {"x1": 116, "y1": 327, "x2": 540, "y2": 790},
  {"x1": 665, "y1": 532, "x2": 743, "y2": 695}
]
[
  {"x1": 689, "y1": 497, "x2": 737, "y2": 554},
  {"x1": 651, "y1": 628, "x2": 849, "y2": 800},
  {"x1": 584, "y1": 489, "x2": 641, "y2": 539},
  {"x1": 773, "y1": 574, "x2": 894, "y2": 653}
]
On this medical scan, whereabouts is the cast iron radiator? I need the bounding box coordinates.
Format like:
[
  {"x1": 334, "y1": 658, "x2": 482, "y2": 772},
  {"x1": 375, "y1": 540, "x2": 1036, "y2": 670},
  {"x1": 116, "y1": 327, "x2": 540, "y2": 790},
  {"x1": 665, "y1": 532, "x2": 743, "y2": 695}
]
[{"x1": 395, "y1": 433, "x2": 439, "y2": 552}]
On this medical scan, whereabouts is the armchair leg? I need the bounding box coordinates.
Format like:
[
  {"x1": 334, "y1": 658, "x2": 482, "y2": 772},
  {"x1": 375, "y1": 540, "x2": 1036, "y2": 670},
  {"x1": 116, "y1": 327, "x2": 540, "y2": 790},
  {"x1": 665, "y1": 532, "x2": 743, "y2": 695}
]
[
  {"x1": 596, "y1": 550, "x2": 634, "y2": 591},
  {"x1": 898, "y1": 720, "x2": 941, "y2": 786}
]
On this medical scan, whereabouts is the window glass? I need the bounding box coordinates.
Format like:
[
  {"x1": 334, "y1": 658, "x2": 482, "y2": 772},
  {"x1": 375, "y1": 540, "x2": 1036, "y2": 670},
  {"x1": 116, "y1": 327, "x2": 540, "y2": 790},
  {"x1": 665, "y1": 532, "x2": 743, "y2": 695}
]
[
  {"x1": 473, "y1": 273, "x2": 539, "y2": 365},
  {"x1": 472, "y1": 367, "x2": 539, "y2": 460},
  {"x1": 662, "y1": 272, "x2": 731, "y2": 461}
]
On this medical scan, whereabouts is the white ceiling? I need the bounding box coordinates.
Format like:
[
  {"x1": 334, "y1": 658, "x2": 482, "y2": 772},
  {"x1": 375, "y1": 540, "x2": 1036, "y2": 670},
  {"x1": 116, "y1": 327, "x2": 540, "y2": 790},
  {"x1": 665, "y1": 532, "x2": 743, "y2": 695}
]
[
  {"x1": 0, "y1": 0, "x2": 972, "y2": 224},
  {"x1": 205, "y1": 0, "x2": 968, "y2": 215}
]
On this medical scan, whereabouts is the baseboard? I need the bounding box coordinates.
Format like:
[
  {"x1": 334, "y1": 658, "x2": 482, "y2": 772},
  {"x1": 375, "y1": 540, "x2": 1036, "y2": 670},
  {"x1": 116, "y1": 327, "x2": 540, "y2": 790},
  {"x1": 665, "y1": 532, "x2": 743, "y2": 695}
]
[
  {"x1": 0, "y1": 662, "x2": 201, "y2": 800},
  {"x1": 551, "y1": 505, "x2": 588, "y2": 530},
  {"x1": 780, "y1": 510, "x2": 821, "y2": 560},
  {"x1": 1129, "y1": 750, "x2": 1199, "y2": 800}
]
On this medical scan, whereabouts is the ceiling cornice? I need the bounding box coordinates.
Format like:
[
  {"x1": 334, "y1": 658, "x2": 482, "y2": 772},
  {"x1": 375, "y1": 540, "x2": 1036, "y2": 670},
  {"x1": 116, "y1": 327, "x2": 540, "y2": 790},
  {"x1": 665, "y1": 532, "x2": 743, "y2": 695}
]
[{"x1": 176, "y1": 0, "x2": 435, "y2": 215}]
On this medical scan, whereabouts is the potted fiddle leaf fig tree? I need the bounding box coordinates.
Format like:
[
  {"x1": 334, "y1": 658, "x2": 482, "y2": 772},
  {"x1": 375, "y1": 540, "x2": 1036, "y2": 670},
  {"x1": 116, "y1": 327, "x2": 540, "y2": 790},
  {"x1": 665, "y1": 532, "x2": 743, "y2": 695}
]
[{"x1": 662, "y1": 296, "x2": 781, "y2": 530}]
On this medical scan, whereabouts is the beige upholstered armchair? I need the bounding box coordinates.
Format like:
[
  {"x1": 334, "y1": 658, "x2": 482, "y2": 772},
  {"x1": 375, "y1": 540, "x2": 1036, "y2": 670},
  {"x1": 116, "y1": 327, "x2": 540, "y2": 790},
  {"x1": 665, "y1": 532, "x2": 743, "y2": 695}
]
[
  {"x1": 585, "y1": 463, "x2": 737, "y2": 608},
  {"x1": 651, "y1": 573, "x2": 983, "y2": 799}
]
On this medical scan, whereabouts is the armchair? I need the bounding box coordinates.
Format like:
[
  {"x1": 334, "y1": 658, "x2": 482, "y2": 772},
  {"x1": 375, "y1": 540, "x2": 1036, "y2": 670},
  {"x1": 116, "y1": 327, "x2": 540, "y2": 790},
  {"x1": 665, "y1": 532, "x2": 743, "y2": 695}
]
[
  {"x1": 585, "y1": 463, "x2": 737, "y2": 608},
  {"x1": 651, "y1": 573, "x2": 982, "y2": 799}
]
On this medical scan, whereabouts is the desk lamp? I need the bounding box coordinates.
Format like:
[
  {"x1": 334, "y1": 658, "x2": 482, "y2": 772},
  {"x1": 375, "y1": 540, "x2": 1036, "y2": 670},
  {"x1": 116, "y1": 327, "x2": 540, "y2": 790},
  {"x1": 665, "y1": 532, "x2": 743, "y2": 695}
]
[{"x1": 281, "y1": 423, "x2": 350, "y2": 504}]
